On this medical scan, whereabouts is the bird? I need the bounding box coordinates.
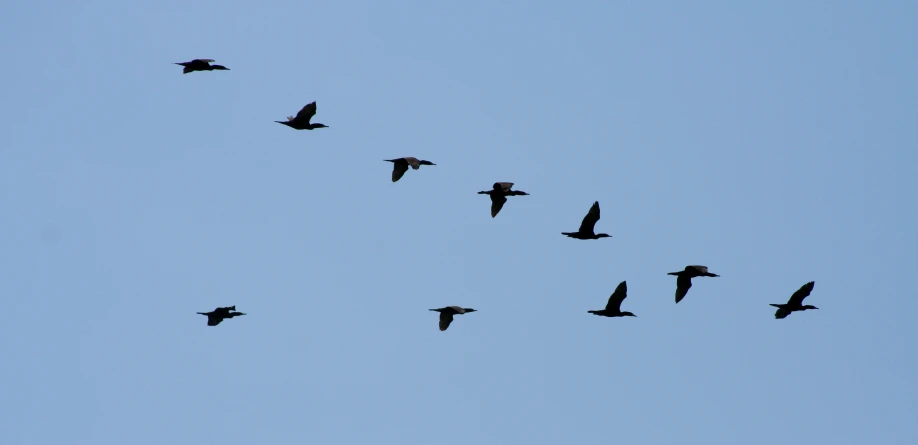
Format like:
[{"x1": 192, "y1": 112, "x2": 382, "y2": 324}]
[
  {"x1": 588, "y1": 281, "x2": 636, "y2": 317},
  {"x1": 275, "y1": 101, "x2": 328, "y2": 130},
  {"x1": 429, "y1": 306, "x2": 477, "y2": 331},
  {"x1": 770, "y1": 281, "x2": 818, "y2": 319},
  {"x1": 197, "y1": 305, "x2": 246, "y2": 326},
  {"x1": 667, "y1": 265, "x2": 720, "y2": 303},
  {"x1": 385, "y1": 157, "x2": 436, "y2": 182},
  {"x1": 562, "y1": 201, "x2": 611, "y2": 240},
  {"x1": 477, "y1": 182, "x2": 529, "y2": 217},
  {"x1": 175, "y1": 59, "x2": 230, "y2": 74}
]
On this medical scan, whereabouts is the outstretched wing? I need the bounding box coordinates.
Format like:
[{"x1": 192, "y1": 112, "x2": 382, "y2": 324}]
[
  {"x1": 675, "y1": 275, "x2": 692, "y2": 303},
  {"x1": 774, "y1": 307, "x2": 791, "y2": 319},
  {"x1": 294, "y1": 101, "x2": 318, "y2": 123},
  {"x1": 495, "y1": 182, "x2": 514, "y2": 192},
  {"x1": 578, "y1": 201, "x2": 601, "y2": 234},
  {"x1": 490, "y1": 195, "x2": 507, "y2": 217},
  {"x1": 439, "y1": 312, "x2": 454, "y2": 331},
  {"x1": 391, "y1": 162, "x2": 409, "y2": 182},
  {"x1": 788, "y1": 281, "x2": 815, "y2": 306},
  {"x1": 605, "y1": 281, "x2": 627, "y2": 311},
  {"x1": 207, "y1": 315, "x2": 223, "y2": 326}
]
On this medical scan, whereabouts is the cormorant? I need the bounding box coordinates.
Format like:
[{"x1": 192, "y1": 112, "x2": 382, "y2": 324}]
[
  {"x1": 175, "y1": 59, "x2": 230, "y2": 74},
  {"x1": 668, "y1": 265, "x2": 719, "y2": 303},
  {"x1": 385, "y1": 157, "x2": 436, "y2": 182},
  {"x1": 770, "y1": 281, "x2": 818, "y2": 319},
  {"x1": 276, "y1": 101, "x2": 328, "y2": 130},
  {"x1": 562, "y1": 201, "x2": 611, "y2": 240},
  {"x1": 588, "y1": 281, "x2": 636, "y2": 317},
  {"x1": 477, "y1": 182, "x2": 529, "y2": 218},
  {"x1": 197, "y1": 305, "x2": 246, "y2": 326},
  {"x1": 429, "y1": 306, "x2": 477, "y2": 331}
]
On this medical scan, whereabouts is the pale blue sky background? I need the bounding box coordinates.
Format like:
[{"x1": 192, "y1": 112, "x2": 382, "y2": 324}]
[{"x1": 2, "y1": 1, "x2": 916, "y2": 444}]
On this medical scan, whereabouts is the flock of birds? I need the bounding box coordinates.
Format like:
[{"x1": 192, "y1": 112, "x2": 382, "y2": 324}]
[{"x1": 177, "y1": 58, "x2": 822, "y2": 331}]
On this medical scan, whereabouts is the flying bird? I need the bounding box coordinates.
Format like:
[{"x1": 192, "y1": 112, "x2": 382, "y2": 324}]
[
  {"x1": 588, "y1": 281, "x2": 636, "y2": 317},
  {"x1": 175, "y1": 59, "x2": 230, "y2": 74},
  {"x1": 668, "y1": 265, "x2": 720, "y2": 303},
  {"x1": 562, "y1": 201, "x2": 611, "y2": 240},
  {"x1": 197, "y1": 305, "x2": 246, "y2": 326},
  {"x1": 385, "y1": 157, "x2": 436, "y2": 182},
  {"x1": 770, "y1": 281, "x2": 818, "y2": 319},
  {"x1": 477, "y1": 182, "x2": 529, "y2": 217},
  {"x1": 276, "y1": 101, "x2": 328, "y2": 130},
  {"x1": 429, "y1": 306, "x2": 477, "y2": 331}
]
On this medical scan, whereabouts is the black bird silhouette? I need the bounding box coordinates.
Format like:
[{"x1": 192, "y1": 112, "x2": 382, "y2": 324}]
[
  {"x1": 429, "y1": 306, "x2": 477, "y2": 331},
  {"x1": 770, "y1": 281, "x2": 818, "y2": 319},
  {"x1": 276, "y1": 101, "x2": 328, "y2": 130},
  {"x1": 588, "y1": 281, "x2": 636, "y2": 317},
  {"x1": 197, "y1": 305, "x2": 246, "y2": 326},
  {"x1": 477, "y1": 182, "x2": 529, "y2": 217},
  {"x1": 175, "y1": 59, "x2": 230, "y2": 74},
  {"x1": 668, "y1": 265, "x2": 720, "y2": 303},
  {"x1": 385, "y1": 157, "x2": 436, "y2": 182},
  {"x1": 562, "y1": 201, "x2": 611, "y2": 240}
]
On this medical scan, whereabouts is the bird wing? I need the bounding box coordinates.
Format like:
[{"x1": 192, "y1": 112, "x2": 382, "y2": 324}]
[
  {"x1": 294, "y1": 101, "x2": 318, "y2": 123},
  {"x1": 439, "y1": 312, "x2": 454, "y2": 331},
  {"x1": 788, "y1": 281, "x2": 815, "y2": 306},
  {"x1": 774, "y1": 307, "x2": 791, "y2": 319},
  {"x1": 490, "y1": 195, "x2": 507, "y2": 217},
  {"x1": 392, "y1": 159, "x2": 408, "y2": 182},
  {"x1": 605, "y1": 281, "x2": 627, "y2": 311},
  {"x1": 675, "y1": 275, "x2": 692, "y2": 303},
  {"x1": 207, "y1": 315, "x2": 222, "y2": 326},
  {"x1": 577, "y1": 201, "x2": 601, "y2": 234},
  {"x1": 195, "y1": 59, "x2": 216, "y2": 63},
  {"x1": 496, "y1": 182, "x2": 514, "y2": 192}
]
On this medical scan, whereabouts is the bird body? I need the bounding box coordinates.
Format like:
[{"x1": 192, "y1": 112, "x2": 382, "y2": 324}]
[
  {"x1": 588, "y1": 281, "x2": 636, "y2": 317},
  {"x1": 429, "y1": 306, "x2": 477, "y2": 331},
  {"x1": 562, "y1": 201, "x2": 611, "y2": 240},
  {"x1": 770, "y1": 281, "x2": 818, "y2": 319},
  {"x1": 668, "y1": 265, "x2": 719, "y2": 303},
  {"x1": 477, "y1": 182, "x2": 529, "y2": 217},
  {"x1": 385, "y1": 157, "x2": 436, "y2": 182},
  {"x1": 197, "y1": 305, "x2": 246, "y2": 326},
  {"x1": 175, "y1": 59, "x2": 230, "y2": 74},
  {"x1": 276, "y1": 101, "x2": 328, "y2": 130}
]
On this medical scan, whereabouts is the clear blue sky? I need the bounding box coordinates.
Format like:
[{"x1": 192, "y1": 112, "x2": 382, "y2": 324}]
[{"x1": 2, "y1": 1, "x2": 916, "y2": 444}]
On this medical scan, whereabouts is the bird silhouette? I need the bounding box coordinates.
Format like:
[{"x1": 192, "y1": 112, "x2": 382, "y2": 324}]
[
  {"x1": 477, "y1": 182, "x2": 529, "y2": 217},
  {"x1": 385, "y1": 157, "x2": 436, "y2": 182},
  {"x1": 770, "y1": 281, "x2": 818, "y2": 319},
  {"x1": 175, "y1": 59, "x2": 230, "y2": 74},
  {"x1": 562, "y1": 201, "x2": 611, "y2": 240},
  {"x1": 588, "y1": 281, "x2": 636, "y2": 317},
  {"x1": 429, "y1": 306, "x2": 477, "y2": 331},
  {"x1": 276, "y1": 101, "x2": 328, "y2": 130},
  {"x1": 197, "y1": 305, "x2": 246, "y2": 326},
  {"x1": 668, "y1": 265, "x2": 720, "y2": 303}
]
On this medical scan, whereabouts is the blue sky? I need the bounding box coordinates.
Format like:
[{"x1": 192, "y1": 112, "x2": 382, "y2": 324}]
[{"x1": 2, "y1": 1, "x2": 916, "y2": 444}]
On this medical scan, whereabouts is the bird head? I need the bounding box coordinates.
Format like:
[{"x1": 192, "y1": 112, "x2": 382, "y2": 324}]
[
  {"x1": 312, "y1": 123, "x2": 329, "y2": 128},
  {"x1": 621, "y1": 311, "x2": 637, "y2": 317},
  {"x1": 803, "y1": 305, "x2": 819, "y2": 310},
  {"x1": 463, "y1": 308, "x2": 477, "y2": 313},
  {"x1": 420, "y1": 160, "x2": 436, "y2": 166},
  {"x1": 595, "y1": 233, "x2": 612, "y2": 238}
]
